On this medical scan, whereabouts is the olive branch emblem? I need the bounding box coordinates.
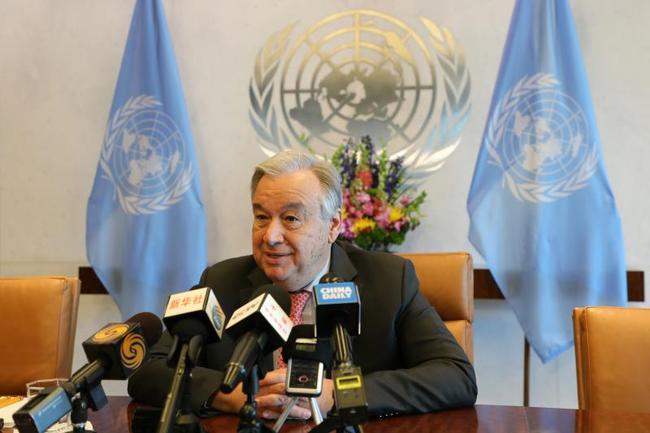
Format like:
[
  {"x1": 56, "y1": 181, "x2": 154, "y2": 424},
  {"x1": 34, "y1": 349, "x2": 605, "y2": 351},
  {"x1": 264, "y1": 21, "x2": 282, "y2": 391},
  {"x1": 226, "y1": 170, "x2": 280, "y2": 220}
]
[
  {"x1": 100, "y1": 95, "x2": 193, "y2": 215},
  {"x1": 249, "y1": 23, "x2": 296, "y2": 156},
  {"x1": 397, "y1": 18, "x2": 472, "y2": 182},
  {"x1": 485, "y1": 73, "x2": 599, "y2": 203}
]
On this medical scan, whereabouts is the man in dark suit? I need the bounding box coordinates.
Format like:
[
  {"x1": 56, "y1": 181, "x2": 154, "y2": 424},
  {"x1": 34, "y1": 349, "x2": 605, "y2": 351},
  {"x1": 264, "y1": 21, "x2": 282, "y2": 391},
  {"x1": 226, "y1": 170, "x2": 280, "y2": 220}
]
[{"x1": 128, "y1": 149, "x2": 477, "y2": 419}]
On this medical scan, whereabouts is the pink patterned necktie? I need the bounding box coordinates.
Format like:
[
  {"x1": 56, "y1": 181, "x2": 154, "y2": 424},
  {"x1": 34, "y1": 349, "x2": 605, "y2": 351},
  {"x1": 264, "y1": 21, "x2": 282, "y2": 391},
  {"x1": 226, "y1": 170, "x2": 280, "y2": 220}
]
[{"x1": 277, "y1": 290, "x2": 311, "y2": 368}]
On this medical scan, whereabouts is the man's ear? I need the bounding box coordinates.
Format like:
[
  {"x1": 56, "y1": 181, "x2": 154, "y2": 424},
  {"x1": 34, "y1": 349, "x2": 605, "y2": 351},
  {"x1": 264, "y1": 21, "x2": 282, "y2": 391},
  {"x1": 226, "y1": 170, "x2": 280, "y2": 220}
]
[{"x1": 327, "y1": 209, "x2": 342, "y2": 243}]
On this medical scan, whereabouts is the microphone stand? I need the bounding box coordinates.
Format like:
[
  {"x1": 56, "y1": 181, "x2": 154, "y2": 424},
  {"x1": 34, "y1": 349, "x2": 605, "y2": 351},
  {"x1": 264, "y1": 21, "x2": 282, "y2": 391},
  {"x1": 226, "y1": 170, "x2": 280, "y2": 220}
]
[
  {"x1": 67, "y1": 391, "x2": 96, "y2": 433},
  {"x1": 237, "y1": 365, "x2": 274, "y2": 433},
  {"x1": 309, "y1": 324, "x2": 367, "y2": 433},
  {"x1": 158, "y1": 335, "x2": 205, "y2": 433},
  {"x1": 65, "y1": 368, "x2": 108, "y2": 433}
]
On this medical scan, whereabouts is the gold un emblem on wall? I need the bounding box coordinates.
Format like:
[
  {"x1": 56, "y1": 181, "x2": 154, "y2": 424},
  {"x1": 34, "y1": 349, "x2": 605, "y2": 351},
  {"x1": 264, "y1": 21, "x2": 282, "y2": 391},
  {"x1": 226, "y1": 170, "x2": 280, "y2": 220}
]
[{"x1": 249, "y1": 9, "x2": 471, "y2": 180}]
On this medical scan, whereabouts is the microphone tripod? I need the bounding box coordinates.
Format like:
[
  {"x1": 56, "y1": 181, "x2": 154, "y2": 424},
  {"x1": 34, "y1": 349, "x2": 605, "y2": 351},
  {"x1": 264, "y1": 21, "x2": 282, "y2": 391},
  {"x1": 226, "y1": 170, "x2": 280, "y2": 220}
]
[{"x1": 272, "y1": 395, "x2": 323, "y2": 432}]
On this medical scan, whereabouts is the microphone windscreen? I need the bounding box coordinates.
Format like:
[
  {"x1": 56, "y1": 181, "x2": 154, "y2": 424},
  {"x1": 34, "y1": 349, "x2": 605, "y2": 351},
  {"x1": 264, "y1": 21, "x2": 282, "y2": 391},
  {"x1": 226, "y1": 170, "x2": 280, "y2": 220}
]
[
  {"x1": 126, "y1": 312, "x2": 162, "y2": 347},
  {"x1": 170, "y1": 317, "x2": 211, "y2": 341},
  {"x1": 253, "y1": 283, "x2": 291, "y2": 315},
  {"x1": 283, "y1": 324, "x2": 333, "y2": 368},
  {"x1": 314, "y1": 273, "x2": 361, "y2": 337}
]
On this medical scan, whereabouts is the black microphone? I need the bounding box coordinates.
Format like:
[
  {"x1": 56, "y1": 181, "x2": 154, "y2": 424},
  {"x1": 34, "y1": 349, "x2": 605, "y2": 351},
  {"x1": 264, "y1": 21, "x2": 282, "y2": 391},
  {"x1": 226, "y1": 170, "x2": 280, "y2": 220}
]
[
  {"x1": 282, "y1": 324, "x2": 331, "y2": 397},
  {"x1": 158, "y1": 287, "x2": 226, "y2": 433},
  {"x1": 13, "y1": 313, "x2": 162, "y2": 433},
  {"x1": 313, "y1": 274, "x2": 368, "y2": 423},
  {"x1": 282, "y1": 324, "x2": 332, "y2": 370},
  {"x1": 220, "y1": 284, "x2": 292, "y2": 393},
  {"x1": 162, "y1": 286, "x2": 226, "y2": 343},
  {"x1": 78, "y1": 311, "x2": 162, "y2": 382},
  {"x1": 313, "y1": 273, "x2": 360, "y2": 363}
]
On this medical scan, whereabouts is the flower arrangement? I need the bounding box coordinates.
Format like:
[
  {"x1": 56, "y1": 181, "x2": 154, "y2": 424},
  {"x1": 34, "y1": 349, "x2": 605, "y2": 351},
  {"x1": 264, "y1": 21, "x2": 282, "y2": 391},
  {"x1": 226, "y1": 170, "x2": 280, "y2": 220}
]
[{"x1": 331, "y1": 136, "x2": 426, "y2": 251}]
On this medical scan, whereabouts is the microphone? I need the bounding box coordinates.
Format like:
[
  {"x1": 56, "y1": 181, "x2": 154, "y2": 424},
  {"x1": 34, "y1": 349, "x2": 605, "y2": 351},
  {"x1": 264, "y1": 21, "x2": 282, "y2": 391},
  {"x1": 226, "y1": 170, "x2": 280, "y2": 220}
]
[
  {"x1": 273, "y1": 325, "x2": 331, "y2": 431},
  {"x1": 313, "y1": 274, "x2": 368, "y2": 425},
  {"x1": 283, "y1": 325, "x2": 330, "y2": 406},
  {"x1": 162, "y1": 286, "x2": 226, "y2": 343},
  {"x1": 13, "y1": 313, "x2": 162, "y2": 433},
  {"x1": 157, "y1": 287, "x2": 226, "y2": 433},
  {"x1": 220, "y1": 284, "x2": 292, "y2": 393},
  {"x1": 282, "y1": 324, "x2": 332, "y2": 376},
  {"x1": 78, "y1": 311, "x2": 162, "y2": 384},
  {"x1": 313, "y1": 273, "x2": 360, "y2": 363}
]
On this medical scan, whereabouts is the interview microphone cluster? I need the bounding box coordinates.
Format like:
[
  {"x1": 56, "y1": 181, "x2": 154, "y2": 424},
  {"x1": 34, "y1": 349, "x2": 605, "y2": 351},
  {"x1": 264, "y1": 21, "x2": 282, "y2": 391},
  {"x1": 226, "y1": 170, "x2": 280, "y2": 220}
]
[{"x1": 13, "y1": 312, "x2": 162, "y2": 433}]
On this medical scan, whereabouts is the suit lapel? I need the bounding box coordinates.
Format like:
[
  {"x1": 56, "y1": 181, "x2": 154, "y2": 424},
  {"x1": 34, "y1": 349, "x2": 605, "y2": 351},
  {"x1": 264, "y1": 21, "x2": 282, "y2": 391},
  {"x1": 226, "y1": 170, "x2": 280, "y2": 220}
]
[
  {"x1": 330, "y1": 242, "x2": 358, "y2": 282},
  {"x1": 243, "y1": 266, "x2": 271, "y2": 303}
]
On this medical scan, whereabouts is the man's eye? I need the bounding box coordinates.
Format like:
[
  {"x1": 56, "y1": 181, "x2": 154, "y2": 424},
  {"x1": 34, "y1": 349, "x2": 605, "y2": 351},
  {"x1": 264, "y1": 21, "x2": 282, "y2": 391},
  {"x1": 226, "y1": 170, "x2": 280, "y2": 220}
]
[
  {"x1": 254, "y1": 214, "x2": 269, "y2": 222},
  {"x1": 284, "y1": 215, "x2": 302, "y2": 226}
]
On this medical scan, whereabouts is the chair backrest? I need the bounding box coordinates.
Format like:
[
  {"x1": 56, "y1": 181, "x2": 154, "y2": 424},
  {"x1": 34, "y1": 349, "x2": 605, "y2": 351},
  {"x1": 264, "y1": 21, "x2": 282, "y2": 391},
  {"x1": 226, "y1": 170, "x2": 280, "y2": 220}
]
[
  {"x1": 398, "y1": 252, "x2": 474, "y2": 362},
  {"x1": 0, "y1": 276, "x2": 81, "y2": 395},
  {"x1": 573, "y1": 306, "x2": 650, "y2": 413}
]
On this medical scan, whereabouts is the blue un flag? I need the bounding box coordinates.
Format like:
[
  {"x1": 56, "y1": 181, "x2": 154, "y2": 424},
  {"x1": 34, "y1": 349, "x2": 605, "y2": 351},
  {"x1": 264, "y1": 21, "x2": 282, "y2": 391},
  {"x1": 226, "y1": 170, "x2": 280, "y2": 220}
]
[
  {"x1": 467, "y1": 0, "x2": 626, "y2": 362},
  {"x1": 86, "y1": 0, "x2": 207, "y2": 319}
]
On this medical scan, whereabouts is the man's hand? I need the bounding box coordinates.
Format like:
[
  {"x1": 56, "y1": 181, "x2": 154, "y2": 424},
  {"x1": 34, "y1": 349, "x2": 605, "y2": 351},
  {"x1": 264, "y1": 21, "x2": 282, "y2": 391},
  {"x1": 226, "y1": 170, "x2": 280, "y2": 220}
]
[
  {"x1": 211, "y1": 367, "x2": 335, "y2": 420},
  {"x1": 211, "y1": 382, "x2": 247, "y2": 414},
  {"x1": 256, "y1": 368, "x2": 312, "y2": 419},
  {"x1": 295, "y1": 376, "x2": 334, "y2": 417}
]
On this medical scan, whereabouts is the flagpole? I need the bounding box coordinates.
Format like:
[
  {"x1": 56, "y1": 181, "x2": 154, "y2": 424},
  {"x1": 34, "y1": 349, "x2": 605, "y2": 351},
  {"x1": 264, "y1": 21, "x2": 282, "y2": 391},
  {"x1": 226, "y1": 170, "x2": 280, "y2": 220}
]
[{"x1": 523, "y1": 338, "x2": 530, "y2": 407}]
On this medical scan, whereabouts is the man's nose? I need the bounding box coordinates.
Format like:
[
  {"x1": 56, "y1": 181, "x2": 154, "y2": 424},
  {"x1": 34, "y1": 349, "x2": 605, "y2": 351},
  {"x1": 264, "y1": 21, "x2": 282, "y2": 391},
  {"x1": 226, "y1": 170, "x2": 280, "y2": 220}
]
[{"x1": 263, "y1": 218, "x2": 285, "y2": 245}]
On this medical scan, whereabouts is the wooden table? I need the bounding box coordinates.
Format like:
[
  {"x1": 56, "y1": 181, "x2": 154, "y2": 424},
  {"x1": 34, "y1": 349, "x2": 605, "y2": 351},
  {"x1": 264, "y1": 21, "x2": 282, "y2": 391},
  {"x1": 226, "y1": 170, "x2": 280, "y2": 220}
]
[{"x1": 6, "y1": 397, "x2": 650, "y2": 433}]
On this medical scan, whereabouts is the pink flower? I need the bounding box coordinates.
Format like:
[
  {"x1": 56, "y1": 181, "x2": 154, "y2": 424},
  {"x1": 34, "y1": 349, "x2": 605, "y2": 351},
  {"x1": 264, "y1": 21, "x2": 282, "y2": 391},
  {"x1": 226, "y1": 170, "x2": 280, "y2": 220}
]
[
  {"x1": 361, "y1": 201, "x2": 374, "y2": 216},
  {"x1": 340, "y1": 219, "x2": 354, "y2": 239},
  {"x1": 356, "y1": 191, "x2": 371, "y2": 203},
  {"x1": 399, "y1": 195, "x2": 412, "y2": 206},
  {"x1": 375, "y1": 209, "x2": 390, "y2": 230}
]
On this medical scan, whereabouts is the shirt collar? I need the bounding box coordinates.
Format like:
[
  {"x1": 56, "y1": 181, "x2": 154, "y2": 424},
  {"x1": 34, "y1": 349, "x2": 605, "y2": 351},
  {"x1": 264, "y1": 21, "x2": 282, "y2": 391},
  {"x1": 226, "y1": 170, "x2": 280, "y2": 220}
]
[{"x1": 294, "y1": 250, "x2": 331, "y2": 294}]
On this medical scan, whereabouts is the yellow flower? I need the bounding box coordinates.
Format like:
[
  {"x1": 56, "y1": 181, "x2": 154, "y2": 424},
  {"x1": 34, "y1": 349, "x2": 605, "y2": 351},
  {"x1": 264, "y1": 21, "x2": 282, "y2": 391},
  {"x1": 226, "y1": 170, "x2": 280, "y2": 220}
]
[
  {"x1": 389, "y1": 207, "x2": 404, "y2": 223},
  {"x1": 352, "y1": 218, "x2": 376, "y2": 235}
]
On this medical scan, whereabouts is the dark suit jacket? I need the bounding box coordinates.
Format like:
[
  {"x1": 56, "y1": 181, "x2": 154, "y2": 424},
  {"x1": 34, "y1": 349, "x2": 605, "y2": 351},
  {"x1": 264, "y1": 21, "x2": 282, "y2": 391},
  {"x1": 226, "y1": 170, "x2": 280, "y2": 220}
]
[{"x1": 128, "y1": 241, "x2": 477, "y2": 416}]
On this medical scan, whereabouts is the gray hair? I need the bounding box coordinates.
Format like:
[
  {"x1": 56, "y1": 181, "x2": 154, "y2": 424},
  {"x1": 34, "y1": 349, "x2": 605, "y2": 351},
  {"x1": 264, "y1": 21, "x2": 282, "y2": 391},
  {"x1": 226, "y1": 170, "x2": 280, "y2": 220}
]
[{"x1": 251, "y1": 149, "x2": 342, "y2": 219}]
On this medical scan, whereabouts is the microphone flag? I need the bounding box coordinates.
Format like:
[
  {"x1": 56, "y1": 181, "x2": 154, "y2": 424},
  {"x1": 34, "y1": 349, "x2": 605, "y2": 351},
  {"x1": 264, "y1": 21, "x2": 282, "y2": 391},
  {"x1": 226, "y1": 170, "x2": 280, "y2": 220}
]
[
  {"x1": 86, "y1": 0, "x2": 206, "y2": 319},
  {"x1": 467, "y1": 0, "x2": 626, "y2": 362}
]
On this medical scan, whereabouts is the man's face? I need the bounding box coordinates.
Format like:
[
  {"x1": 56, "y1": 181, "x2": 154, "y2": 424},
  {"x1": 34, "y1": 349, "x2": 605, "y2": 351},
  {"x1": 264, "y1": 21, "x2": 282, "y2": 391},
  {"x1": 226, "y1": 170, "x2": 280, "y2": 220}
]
[{"x1": 252, "y1": 169, "x2": 341, "y2": 292}]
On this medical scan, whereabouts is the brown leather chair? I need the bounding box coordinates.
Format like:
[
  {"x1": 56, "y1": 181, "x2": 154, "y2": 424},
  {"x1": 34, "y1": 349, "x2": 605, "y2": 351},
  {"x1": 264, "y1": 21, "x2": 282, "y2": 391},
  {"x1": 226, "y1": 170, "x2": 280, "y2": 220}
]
[
  {"x1": 398, "y1": 252, "x2": 474, "y2": 362},
  {"x1": 573, "y1": 306, "x2": 650, "y2": 413},
  {"x1": 0, "y1": 276, "x2": 81, "y2": 395}
]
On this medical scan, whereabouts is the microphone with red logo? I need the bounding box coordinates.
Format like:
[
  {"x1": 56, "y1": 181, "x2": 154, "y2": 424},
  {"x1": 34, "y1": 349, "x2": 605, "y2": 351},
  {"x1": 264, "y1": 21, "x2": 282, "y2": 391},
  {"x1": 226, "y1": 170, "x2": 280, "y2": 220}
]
[
  {"x1": 220, "y1": 284, "x2": 292, "y2": 393},
  {"x1": 158, "y1": 287, "x2": 226, "y2": 433}
]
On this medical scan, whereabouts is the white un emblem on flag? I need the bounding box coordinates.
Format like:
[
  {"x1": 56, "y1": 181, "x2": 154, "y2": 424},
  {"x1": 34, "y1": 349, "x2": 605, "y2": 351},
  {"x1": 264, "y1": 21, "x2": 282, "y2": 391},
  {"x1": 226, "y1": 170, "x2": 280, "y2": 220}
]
[
  {"x1": 486, "y1": 74, "x2": 598, "y2": 203},
  {"x1": 100, "y1": 95, "x2": 193, "y2": 215}
]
